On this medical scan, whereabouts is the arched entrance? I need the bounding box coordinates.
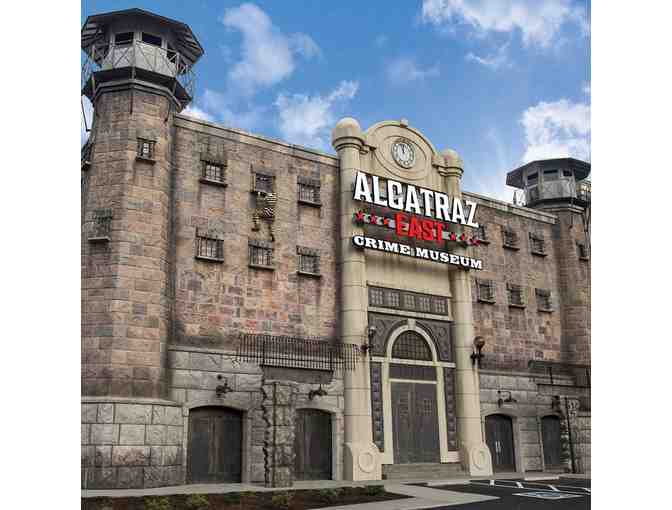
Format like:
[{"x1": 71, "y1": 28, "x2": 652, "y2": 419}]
[
  {"x1": 389, "y1": 331, "x2": 441, "y2": 464},
  {"x1": 188, "y1": 406, "x2": 242, "y2": 483},
  {"x1": 294, "y1": 409, "x2": 332, "y2": 480},
  {"x1": 485, "y1": 414, "x2": 515, "y2": 472},
  {"x1": 541, "y1": 415, "x2": 562, "y2": 469}
]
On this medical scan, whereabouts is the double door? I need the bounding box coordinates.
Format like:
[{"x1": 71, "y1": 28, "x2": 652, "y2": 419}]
[
  {"x1": 294, "y1": 409, "x2": 332, "y2": 480},
  {"x1": 485, "y1": 414, "x2": 516, "y2": 472},
  {"x1": 188, "y1": 407, "x2": 242, "y2": 483},
  {"x1": 391, "y1": 382, "x2": 440, "y2": 464}
]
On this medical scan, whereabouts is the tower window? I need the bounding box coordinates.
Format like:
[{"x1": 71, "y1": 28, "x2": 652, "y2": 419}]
[
  {"x1": 543, "y1": 169, "x2": 559, "y2": 181},
  {"x1": 89, "y1": 209, "x2": 112, "y2": 242},
  {"x1": 298, "y1": 177, "x2": 321, "y2": 206},
  {"x1": 114, "y1": 32, "x2": 134, "y2": 46},
  {"x1": 477, "y1": 279, "x2": 496, "y2": 303},
  {"x1": 297, "y1": 246, "x2": 320, "y2": 276},
  {"x1": 137, "y1": 138, "x2": 155, "y2": 161},
  {"x1": 507, "y1": 283, "x2": 526, "y2": 307},
  {"x1": 529, "y1": 233, "x2": 547, "y2": 256},
  {"x1": 563, "y1": 170, "x2": 573, "y2": 178},
  {"x1": 502, "y1": 227, "x2": 519, "y2": 250},
  {"x1": 527, "y1": 172, "x2": 538, "y2": 184},
  {"x1": 536, "y1": 289, "x2": 553, "y2": 312},
  {"x1": 195, "y1": 234, "x2": 224, "y2": 262},
  {"x1": 141, "y1": 32, "x2": 162, "y2": 47},
  {"x1": 249, "y1": 240, "x2": 274, "y2": 269}
]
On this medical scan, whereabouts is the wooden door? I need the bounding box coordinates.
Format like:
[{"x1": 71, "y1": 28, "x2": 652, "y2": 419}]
[
  {"x1": 188, "y1": 407, "x2": 242, "y2": 483},
  {"x1": 485, "y1": 414, "x2": 515, "y2": 472},
  {"x1": 392, "y1": 382, "x2": 440, "y2": 463},
  {"x1": 541, "y1": 415, "x2": 562, "y2": 468},
  {"x1": 294, "y1": 409, "x2": 332, "y2": 480}
]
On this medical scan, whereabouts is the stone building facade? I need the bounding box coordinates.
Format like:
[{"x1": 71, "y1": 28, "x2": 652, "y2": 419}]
[{"x1": 81, "y1": 9, "x2": 590, "y2": 489}]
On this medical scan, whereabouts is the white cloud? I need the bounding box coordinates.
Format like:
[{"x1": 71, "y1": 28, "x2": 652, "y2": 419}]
[
  {"x1": 183, "y1": 105, "x2": 215, "y2": 123},
  {"x1": 582, "y1": 81, "x2": 591, "y2": 95},
  {"x1": 221, "y1": 3, "x2": 320, "y2": 95},
  {"x1": 275, "y1": 81, "x2": 359, "y2": 150},
  {"x1": 421, "y1": 0, "x2": 588, "y2": 48},
  {"x1": 520, "y1": 98, "x2": 590, "y2": 162},
  {"x1": 81, "y1": 96, "x2": 93, "y2": 146},
  {"x1": 386, "y1": 57, "x2": 440, "y2": 85},
  {"x1": 465, "y1": 42, "x2": 511, "y2": 70}
]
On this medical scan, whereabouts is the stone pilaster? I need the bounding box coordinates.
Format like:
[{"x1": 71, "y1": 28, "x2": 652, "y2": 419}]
[
  {"x1": 332, "y1": 118, "x2": 381, "y2": 481},
  {"x1": 441, "y1": 149, "x2": 493, "y2": 476},
  {"x1": 261, "y1": 380, "x2": 298, "y2": 487}
]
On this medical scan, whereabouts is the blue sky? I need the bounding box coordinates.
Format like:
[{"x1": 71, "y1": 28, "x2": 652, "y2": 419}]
[{"x1": 81, "y1": 0, "x2": 590, "y2": 201}]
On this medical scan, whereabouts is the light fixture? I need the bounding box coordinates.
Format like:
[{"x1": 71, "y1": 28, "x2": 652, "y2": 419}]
[
  {"x1": 497, "y1": 390, "x2": 517, "y2": 407},
  {"x1": 215, "y1": 375, "x2": 233, "y2": 398},
  {"x1": 361, "y1": 324, "x2": 377, "y2": 355},
  {"x1": 308, "y1": 384, "x2": 328, "y2": 400},
  {"x1": 471, "y1": 336, "x2": 486, "y2": 367}
]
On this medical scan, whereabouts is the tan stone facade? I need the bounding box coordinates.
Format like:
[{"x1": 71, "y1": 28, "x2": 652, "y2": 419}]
[{"x1": 81, "y1": 9, "x2": 590, "y2": 489}]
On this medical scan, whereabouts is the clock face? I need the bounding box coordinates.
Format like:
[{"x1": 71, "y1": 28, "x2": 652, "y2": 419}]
[{"x1": 392, "y1": 139, "x2": 415, "y2": 168}]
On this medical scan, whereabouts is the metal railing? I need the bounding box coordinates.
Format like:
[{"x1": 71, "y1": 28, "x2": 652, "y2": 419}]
[
  {"x1": 236, "y1": 333, "x2": 361, "y2": 371},
  {"x1": 81, "y1": 41, "x2": 195, "y2": 99}
]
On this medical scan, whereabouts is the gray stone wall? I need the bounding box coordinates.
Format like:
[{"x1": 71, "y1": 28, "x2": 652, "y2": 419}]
[
  {"x1": 81, "y1": 400, "x2": 184, "y2": 489},
  {"x1": 480, "y1": 370, "x2": 590, "y2": 474}
]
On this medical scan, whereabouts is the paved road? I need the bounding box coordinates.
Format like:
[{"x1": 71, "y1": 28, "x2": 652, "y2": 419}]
[{"x1": 417, "y1": 478, "x2": 590, "y2": 509}]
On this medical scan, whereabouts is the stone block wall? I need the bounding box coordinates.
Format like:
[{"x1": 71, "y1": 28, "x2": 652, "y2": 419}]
[
  {"x1": 480, "y1": 370, "x2": 590, "y2": 473},
  {"x1": 169, "y1": 116, "x2": 341, "y2": 349},
  {"x1": 465, "y1": 195, "x2": 562, "y2": 370},
  {"x1": 81, "y1": 400, "x2": 184, "y2": 489}
]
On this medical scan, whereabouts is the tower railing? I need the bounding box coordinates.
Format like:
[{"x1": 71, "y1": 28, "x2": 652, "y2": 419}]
[{"x1": 81, "y1": 41, "x2": 195, "y2": 99}]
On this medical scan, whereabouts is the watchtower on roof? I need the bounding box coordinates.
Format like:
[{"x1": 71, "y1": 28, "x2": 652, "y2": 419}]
[
  {"x1": 506, "y1": 157, "x2": 591, "y2": 209},
  {"x1": 81, "y1": 8, "x2": 204, "y2": 110}
]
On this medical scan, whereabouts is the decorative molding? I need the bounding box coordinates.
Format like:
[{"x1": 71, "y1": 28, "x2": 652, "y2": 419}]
[
  {"x1": 370, "y1": 362, "x2": 384, "y2": 452},
  {"x1": 443, "y1": 368, "x2": 458, "y2": 450}
]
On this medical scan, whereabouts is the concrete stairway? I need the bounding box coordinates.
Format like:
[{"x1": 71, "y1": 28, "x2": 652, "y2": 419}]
[{"x1": 382, "y1": 463, "x2": 466, "y2": 480}]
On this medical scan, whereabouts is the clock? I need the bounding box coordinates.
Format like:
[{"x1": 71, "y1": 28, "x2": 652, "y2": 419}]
[{"x1": 391, "y1": 139, "x2": 415, "y2": 169}]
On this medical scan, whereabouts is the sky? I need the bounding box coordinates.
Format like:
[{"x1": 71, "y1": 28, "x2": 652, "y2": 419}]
[{"x1": 81, "y1": 0, "x2": 590, "y2": 202}]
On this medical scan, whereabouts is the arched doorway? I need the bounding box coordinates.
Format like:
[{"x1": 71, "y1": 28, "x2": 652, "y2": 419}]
[
  {"x1": 485, "y1": 414, "x2": 515, "y2": 472},
  {"x1": 389, "y1": 331, "x2": 441, "y2": 464},
  {"x1": 188, "y1": 406, "x2": 242, "y2": 483},
  {"x1": 294, "y1": 409, "x2": 332, "y2": 480},
  {"x1": 541, "y1": 415, "x2": 562, "y2": 469}
]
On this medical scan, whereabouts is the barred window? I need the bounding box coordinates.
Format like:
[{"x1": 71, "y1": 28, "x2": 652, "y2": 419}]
[
  {"x1": 297, "y1": 246, "x2": 320, "y2": 276},
  {"x1": 253, "y1": 173, "x2": 274, "y2": 194},
  {"x1": 369, "y1": 287, "x2": 385, "y2": 307},
  {"x1": 202, "y1": 161, "x2": 226, "y2": 184},
  {"x1": 90, "y1": 208, "x2": 112, "y2": 241},
  {"x1": 368, "y1": 286, "x2": 449, "y2": 316},
  {"x1": 529, "y1": 233, "x2": 546, "y2": 255},
  {"x1": 417, "y1": 295, "x2": 432, "y2": 313},
  {"x1": 298, "y1": 177, "x2": 321, "y2": 205},
  {"x1": 527, "y1": 187, "x2": 540, "y2": 203},
  {"x1": 536, "y1": 289, "x2": 553, "y2": 311},
  {"x1": 137, "y1": 138, "x2": 155, "y2": 160},
  {"x1": 249, "y1": 241, "x2": 274, "y2": 268},
  {"x1": 477, "y1": 279, "x2": 496, "y2": 303},
  {"x1": 392, "y1": 331, "x2": 432, "y2": 361},
  {"x1": 475, "y1": 224, "x2": 489, "y2": 243},
  {"x1": 507, "y1": 283, "x2": 525, "y2": 307},
  {"x1": 502, "y1": 228, "x2": 519, "y2": 249},
  {"x1": 385, "y1": 289, "x2": 401, "y2": 308},
  {"x1": 196, "y1": 235, "x2": 223, "y2": 261},
  {"x1": 577, "y1": 242, "x2": 589, "y2": 260}
]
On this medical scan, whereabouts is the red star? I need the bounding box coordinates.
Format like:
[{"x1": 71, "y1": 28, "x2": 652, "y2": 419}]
[
  {"x1": 369, "y1": 213, "x2": 378, "y2": 225},
  {"x1": 355, "y1": 211, "x2": 365, "y2": 222},
  {"x1": 382, "y1": 217, "x2": 390, "y2": 227},
  {"x1": 450, "y1": 232, "x2": 457, "y2": 241},
  {"x1": 460, "y1": 232, "x2": 467, "y2": 242}
]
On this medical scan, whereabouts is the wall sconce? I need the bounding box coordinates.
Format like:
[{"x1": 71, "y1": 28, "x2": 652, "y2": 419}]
[
  {"x1": 361, "y1": 324, "x2": 377, "y2": 355},
  {"x1": 497, "y1": 390, "x2": 517, "y2": 407},
  {"x1": 308, "y1": 384, "x2": 328, "y2": 400},
  {"x1": 551, "y1": 395, "x2": 561, "y2": 411},
  {"x1": 470, "y1": 336, "x2": 486, "y2": 368},
  {"x1": 215, "y1": 375, "x2": 233, "y2": 398}
]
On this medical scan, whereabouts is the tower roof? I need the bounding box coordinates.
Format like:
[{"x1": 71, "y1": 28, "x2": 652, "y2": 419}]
[
  {"x1": 506, "y1": 157, "x2": 591, "y2": 189},
  {"x1": 81, "y1": 8, "x2": 204, "y2": 65}
]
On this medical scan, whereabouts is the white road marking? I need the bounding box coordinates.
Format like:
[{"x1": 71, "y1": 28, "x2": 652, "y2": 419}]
[
  {"x1": 515, "y1": 482, "x2": 524, "y2": 488},
  {"x1": 489, "y1": 480, "x2": 495, "y2": 486},
  {"x1": 547, "y1": 485, "x2": 559, "y2": 491}
]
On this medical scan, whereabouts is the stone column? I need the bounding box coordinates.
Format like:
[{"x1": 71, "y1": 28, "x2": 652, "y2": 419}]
[
  {"x1": 331, "y1": 118, "x2": 381, "y2": 480},
  {"x1": 441, "y1": 149, "x2": 493, "y2": 476}
]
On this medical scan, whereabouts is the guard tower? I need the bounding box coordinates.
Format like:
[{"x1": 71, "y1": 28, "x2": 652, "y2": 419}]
[
  {"x1": 507, "y1": 157, "x2": 591, "y2": 367},
  {"x1": 81, "y1": 8, "x2": 203, "y2": 110}
]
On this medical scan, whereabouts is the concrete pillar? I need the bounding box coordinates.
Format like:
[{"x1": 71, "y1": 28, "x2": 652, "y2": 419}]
[
  {"x1": 441, "y1": 149, "x2": 493, "y2": 476},
  {"x1": 332, "y1": 118, "x2": 382, "y2": 480}
]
